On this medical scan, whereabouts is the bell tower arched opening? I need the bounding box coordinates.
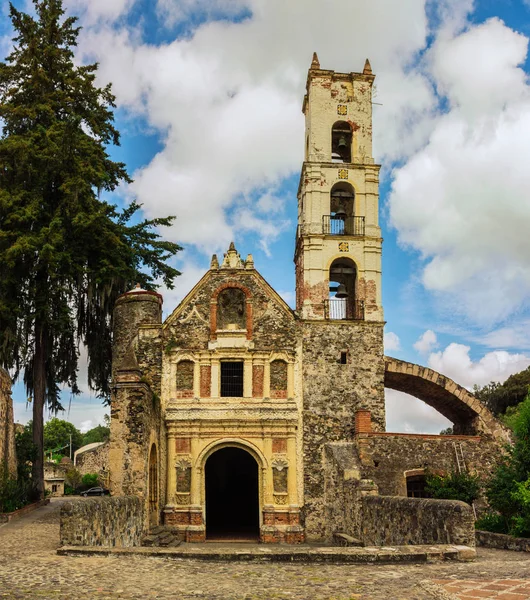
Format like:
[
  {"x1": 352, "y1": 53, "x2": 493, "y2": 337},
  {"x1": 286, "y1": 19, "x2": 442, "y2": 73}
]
[
  {"x1": 327, "y1": 257, "x2": 360, "y2": 320},
  {"x1": 205, "y1": 446, "x2": 260, "y2": 540},
  {"x1": 331, "y1": 121, "x2": 352, "y2": 163},
  {"x1": 328, "y1": 182, "x2": 356, "y2": 235}
]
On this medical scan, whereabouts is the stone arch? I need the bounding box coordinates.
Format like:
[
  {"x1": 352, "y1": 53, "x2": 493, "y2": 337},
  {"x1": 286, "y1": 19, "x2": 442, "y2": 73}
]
[{"x1": 384, "y1": 357, "x2": 510, "y2": 443}]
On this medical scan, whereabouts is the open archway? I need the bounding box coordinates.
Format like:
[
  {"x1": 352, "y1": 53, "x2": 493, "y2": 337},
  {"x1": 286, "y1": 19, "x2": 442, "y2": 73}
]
[
  {"x1": 148, "y1": 444, "x2": 158, "y2": 527},
  {"x1": 205, "y1": 446, "x2": 260, "y2": 540},
  {"x1": 384, "y1": 357, "x2": 510, "y2": 442}
]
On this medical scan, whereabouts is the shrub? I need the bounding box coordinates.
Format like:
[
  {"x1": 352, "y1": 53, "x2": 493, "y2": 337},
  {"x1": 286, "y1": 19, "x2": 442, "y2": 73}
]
[
  {"x1": 475, "y1": 512, "x2": 509, "y2": 534},
  {"x1": 425, "y1": 470, "x2": 482, "y2": 505},
  {"x1": 0, "y1": 464, "x2": 38, "y2": 513},
  {"x1": 81, "y1": 473, "x2": 99, "y2": 488}
]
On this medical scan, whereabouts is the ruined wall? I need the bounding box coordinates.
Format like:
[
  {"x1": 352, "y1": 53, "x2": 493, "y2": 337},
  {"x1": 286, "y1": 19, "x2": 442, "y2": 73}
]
[
  {"x1": 60, "y1": 496, "x2": 143, "y2": 547},
  {"x1": 301, "y1": 321, "x2": 384, "y2": 540},
  {"x1": 75, "y1": 442, "x2": 109, "y2": 480},
  {"x1": 361, "y1": 495, "x2": 475, "y2": 546},
  {"x1": 0, "y1": 368, "x2": 17, "y2": 477},
  {"x1": 355, "y1": 432, "x2": 501, "y2": 496}
]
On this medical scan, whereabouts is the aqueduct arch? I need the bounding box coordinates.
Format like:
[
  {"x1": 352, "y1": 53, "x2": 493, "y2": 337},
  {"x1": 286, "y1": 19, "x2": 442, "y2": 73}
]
[{"x1": 384, "y1": 357, "x2": 510, "y2": 443}]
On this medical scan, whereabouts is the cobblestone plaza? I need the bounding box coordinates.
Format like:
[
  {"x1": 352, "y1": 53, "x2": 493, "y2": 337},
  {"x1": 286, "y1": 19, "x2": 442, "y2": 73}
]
[{"x1": 1, "y1": 500, "x2": 529, "y2": 600}]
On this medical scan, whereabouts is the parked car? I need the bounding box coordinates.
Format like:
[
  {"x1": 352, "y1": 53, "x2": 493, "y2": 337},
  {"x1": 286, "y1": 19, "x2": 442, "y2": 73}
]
[{"x1": 81, "y1": 487, "x2": 110, "y2": 497}]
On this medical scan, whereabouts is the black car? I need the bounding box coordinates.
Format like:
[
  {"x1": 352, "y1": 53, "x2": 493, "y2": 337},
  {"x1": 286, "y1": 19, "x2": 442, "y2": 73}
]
[{"x1": 81, "y1": 487, "x2": 110, "y2": 497}]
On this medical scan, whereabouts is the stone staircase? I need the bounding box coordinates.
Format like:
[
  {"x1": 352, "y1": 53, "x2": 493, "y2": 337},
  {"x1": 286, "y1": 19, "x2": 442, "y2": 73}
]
[{"x1": 141, "y1": 526, "x2": 182, "y2": 548}]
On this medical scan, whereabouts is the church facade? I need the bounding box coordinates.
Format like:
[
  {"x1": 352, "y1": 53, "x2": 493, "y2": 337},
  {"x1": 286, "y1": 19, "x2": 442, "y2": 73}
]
[{"x1": 108, "y1": 56, "x2": 508, "y2": 544}]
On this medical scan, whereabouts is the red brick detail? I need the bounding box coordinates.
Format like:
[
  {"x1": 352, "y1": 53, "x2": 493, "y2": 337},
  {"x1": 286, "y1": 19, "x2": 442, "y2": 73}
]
[
  {"x1": 175, "y1": 438, "x2": 191, "y2": 453},
  {"x1": 200, "y1": 365, "x2": 211, "y2": 397},
  {"x1": 210, "y1": 282, "x2": 253, "y2": 340},
  {"x1": 252, "y1": 365, "x2": 264, "y2": 397},
  {"x1": 190, "y1": 511, "x2": 203, "y2": 526},
  {"x1": 263, "y1": 508, "x2": 275, "y2": 526},
  {"x1": 175, "y1": 390, "x2": 194, "y2": 399},
  {"x1": 261, "y1": 532, "x2": 281, "y2": 543},
  {"x1": 355, "y1": 410, "x2": 372, "y2": 434},
  {"x1": 289, "y1": 512, "x2": 300, "y2": 526},
  {"x1": 285, "y1": 531, "x2": 305, "y2": 544},
  {"x1": 164, "y1": 511, "x2": 190, "y2": 525},
  {"x1": 186, "y1": 530, "x2": 206, "y2": 542},
  {"x1": 272, "y1": 438, "x2": 287, "y2": 454},
  {"x1": 270, "y1": 389, "x2": 287, "y2": 399}
]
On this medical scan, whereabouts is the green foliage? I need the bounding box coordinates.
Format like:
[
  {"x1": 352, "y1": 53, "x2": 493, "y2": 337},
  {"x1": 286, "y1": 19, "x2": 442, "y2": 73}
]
[
  {"x1": 81, "y1": 473, "x2": 99, "y2": 488},
  {"x1": 425, "y1": 470, "x2": 482, "y2": 505},
  {"x1": 81, "y1": 424, "x2": 110, "y2": 446},
  {"x1": 475, "y1": 512, "x2": 509, "y2": 534},
  {"x1": 474, "y1": 367, "x2": 530, "y2": 416},
  {"x1": 65, "y1": 467, "x2": 81, "y2": 490},
  {"x1": 482, "y1": 394, "x2": 530, "y2": 537},
  {"x1": 0, "y1": 463, "x2": 38, "y2": 513},
  {"x1": 439, "y1": 427, "x2": 454, "y2": 435},
  {"x1": 44, "y1": 417, "x2": 82, "y2": 454},
  {"x1": 0, "y1": 0, "x2": 181, "y2": 495},
  {"x1": 14, "y1": 421, "x2": 37, "y2": 479}
]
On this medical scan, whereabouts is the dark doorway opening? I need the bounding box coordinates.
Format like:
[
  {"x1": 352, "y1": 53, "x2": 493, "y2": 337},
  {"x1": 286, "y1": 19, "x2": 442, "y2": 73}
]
[
  {"x1": 205, "y1": 447, "x2": 259, "y2": 540},
  {"x1": 406, "y1": 474, "x2": 431, "y2": 498}
]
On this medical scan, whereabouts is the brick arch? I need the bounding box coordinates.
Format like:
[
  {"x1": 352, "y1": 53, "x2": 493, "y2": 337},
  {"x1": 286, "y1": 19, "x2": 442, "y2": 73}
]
[
  {"x1": 384, "y1": 357, "x2": 510, "y2": 443},
  {"x1": 210, "y1": 282, "x2": 253, "y2": 340}
]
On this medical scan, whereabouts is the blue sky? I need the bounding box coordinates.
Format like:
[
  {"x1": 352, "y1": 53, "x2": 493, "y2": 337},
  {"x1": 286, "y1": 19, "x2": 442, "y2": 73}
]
[{"x1": 4, "y1": 0, "x2": 530, "y2": 433}]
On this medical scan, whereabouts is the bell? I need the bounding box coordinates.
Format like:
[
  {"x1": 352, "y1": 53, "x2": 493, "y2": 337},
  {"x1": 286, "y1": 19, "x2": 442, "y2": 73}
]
[
  {"x1": 335, "y1": 283, "x2": 349, "y2": 298},
  {"x1": 338, "y1": 135, "x2": 348, "y2": 149}
]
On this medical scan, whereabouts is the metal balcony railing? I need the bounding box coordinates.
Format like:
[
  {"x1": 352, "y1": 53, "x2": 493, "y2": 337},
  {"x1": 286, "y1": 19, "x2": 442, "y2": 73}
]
[
  {"x1": 322, "y1": 215, "x2": 365, "y2": 236},
  {"x1": 324, "y1": 299, "x2": 365, "y2": 321}
]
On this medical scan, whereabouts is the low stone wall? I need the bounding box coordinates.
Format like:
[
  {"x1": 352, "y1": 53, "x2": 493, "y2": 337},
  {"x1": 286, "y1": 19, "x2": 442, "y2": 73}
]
[
  {"x1": 0, "y1": 499, "x2": 49, "y2": 524},
  {"x1": 361, "y1": 496, "x2": 475, "y2": 547},
  {"x1": 476, "y1": 530, "x2": 530, "y2": 552},
  {"x1": 60, "y1": 496, "x2": 143, "y2": 547}
]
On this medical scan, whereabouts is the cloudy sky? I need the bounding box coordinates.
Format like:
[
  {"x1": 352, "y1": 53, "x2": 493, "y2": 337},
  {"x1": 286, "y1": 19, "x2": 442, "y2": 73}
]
[{"x1": 4, "y1": 0, "x2": 530, "y2": 433}]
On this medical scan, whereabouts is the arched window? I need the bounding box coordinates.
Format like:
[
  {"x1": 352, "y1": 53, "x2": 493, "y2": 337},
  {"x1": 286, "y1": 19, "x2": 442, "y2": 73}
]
[
  {"x1": 327, "y1": 182, "x2": 355, "y2": 235},
  {"x1": 327, "y1": 257, "x2": 361, "y2": 320},
  {"x1": 270, "y1": 359, "x2": 288, "y2": 398},
  {"x1": 176, "y1": 360, "x2": 194, "y2": 397},
  {"x1": 331, "y1": 121, "x2": 352, "y2": 163},
  {"x1": 217, "y1": 287, "x2": 246, "y2": 330}
]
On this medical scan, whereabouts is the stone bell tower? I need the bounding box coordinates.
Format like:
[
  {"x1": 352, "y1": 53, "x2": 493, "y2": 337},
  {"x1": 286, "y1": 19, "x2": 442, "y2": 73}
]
[
  {"x1": 295, "y1": 55, "x2": 385, "y2": 541},
  {"x1": 294, "y1": 53, "x2": 383, "y2": 322}
]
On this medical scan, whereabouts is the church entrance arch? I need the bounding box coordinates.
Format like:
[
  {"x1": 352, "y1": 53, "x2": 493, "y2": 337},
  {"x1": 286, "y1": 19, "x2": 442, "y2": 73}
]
[{"x1": 205, "y1": 446, "x2": 260, "y2": 540}]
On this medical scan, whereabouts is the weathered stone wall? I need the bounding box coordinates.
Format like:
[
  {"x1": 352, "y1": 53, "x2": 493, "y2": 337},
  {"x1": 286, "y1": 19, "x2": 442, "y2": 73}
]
[
  {"x1": 361, "y1": 495, "x2": 475, "y2": 546},
  {"x1": 75, "y1": 442, "x2": 109, "y2": 479},
  {"x1": 355, "y1": 433, "x2": 501, "y2": 496},
  {"x1": 0, "y1": 368, "x2": 17, "y2": 477},
  {"x1": 60, "y1": 496, "x2": 143, "y2": 547},
  {"x1": 301, "y1": 321, "x2": 384, "y2": 540},
  {"x1": 476, "y1": 530, "x2": 530, "y2": 552}
]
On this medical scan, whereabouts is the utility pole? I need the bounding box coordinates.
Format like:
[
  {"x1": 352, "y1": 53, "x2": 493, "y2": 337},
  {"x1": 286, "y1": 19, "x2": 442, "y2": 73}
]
[{"x1": 70, "y1": 434, "x2": 72, "y2": 460}]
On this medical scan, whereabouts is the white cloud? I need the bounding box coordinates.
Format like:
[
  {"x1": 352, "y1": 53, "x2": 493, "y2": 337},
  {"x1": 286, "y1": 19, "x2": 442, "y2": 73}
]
[
  {"x1": 428, "y1": 343, "x2": 530, "y2": 389},
  {"x1": 413, "y1": 329, "x2": 437, "y2": 355},
  {"x1": 74, "y1": 0, "x2": 435, "y2": 258},
  {"x1": 384, "y1": 331, "x2": 401, "y2": 352},
  {"x1": 65, "y1": 0, "x2": 136, "y2": 24},
  {"x1": 479, "y1": 321, "x2": 530, "y2": 350},
  {"x1": 389, "y1": 18, "x2": 530, "y2": 325},
  {"x1": 156, "y1": 0, "x2": 250, "y2": 28}
]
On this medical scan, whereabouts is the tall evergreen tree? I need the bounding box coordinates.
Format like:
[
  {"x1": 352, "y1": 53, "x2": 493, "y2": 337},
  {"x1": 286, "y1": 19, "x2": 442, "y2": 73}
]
[{"x1": 0, "y1": 0, "x2": 181, "y2": 496}]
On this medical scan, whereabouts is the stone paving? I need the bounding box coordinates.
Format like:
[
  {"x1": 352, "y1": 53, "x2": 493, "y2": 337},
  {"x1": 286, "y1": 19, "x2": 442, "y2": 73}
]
[{"x1": 0, "y1": 499, "x2": 529, "y2": 599}]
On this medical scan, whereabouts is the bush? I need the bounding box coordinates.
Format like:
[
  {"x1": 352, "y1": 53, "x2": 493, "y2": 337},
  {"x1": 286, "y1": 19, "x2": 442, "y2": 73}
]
[
  {"x1": 81, "y1": 473, "x2": 99, "y2": 488},
  {"x1": 475, "y1": 512, "x2": 509, "y2": 534},
  {"x1": 425, "y1": 470, "x2": 482, "y2": 505},
  {"x1": 0, "y1": 464, "x2": 38, "y2": 513},
  {"x1": 482, "y1": 394, "x2": 530, "y2": 537}
]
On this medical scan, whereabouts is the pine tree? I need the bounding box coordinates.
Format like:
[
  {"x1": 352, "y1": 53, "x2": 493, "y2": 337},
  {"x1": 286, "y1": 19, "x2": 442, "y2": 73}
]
[{"x1": 0, "y1": 0, "x2": 181, "y2": 497}]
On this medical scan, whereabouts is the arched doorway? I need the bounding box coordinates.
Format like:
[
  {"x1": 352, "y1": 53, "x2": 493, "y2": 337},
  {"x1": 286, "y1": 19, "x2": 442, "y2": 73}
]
[
  {"x1": 148, "y1": 444, "x2": 158, "y2": 528},
  {"x1": 205, "y1": 447, "x2": 260, "y2": 540}
]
